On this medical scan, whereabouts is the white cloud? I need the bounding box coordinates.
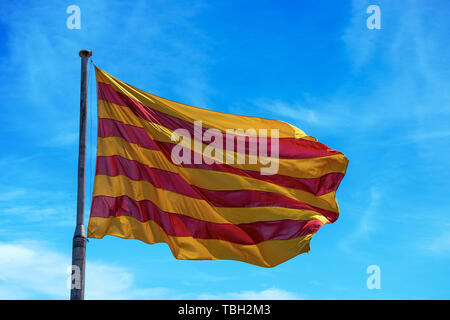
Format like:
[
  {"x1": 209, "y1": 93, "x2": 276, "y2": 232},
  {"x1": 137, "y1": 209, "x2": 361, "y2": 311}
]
[
  {"x1": 420, "y1": 231, "x2": 450, "y2": 257},
  {"x1": 0, "y1": 240, "x2": 172, "y2": 299},
  {"x1": 197, "y1": 288, "x2": 303, "y2": 300},
  {"x1": 0, "y1": 240, "x2": 70, "y2": 299},
  {"x1": 341, "y1": 0, "x2": 380, "y2": 69},
  {"x1": 338, "y1": 0, "x2": 450, "y2": 133},
  {"x1": 0, "y1": 205, "x2": 74, "y2": 225},
  {"x1": 43, "y1": 132, "x2": 79, "y2": 147},
  {"x1": 255, "y1": 100, "x2": 320, "y2": 125},
  {"x1": 0, "y1": 189, "x2": 26, "y2": 201},
  {"x1": 338, "y1": 187, "x2": 381, "y2": 254},
  {"x1": 85, "y1": 262, "x2": 172, "y2": 300},
  {"x1": 0, "y1": 240, "x2": 302, "y2": 300}
]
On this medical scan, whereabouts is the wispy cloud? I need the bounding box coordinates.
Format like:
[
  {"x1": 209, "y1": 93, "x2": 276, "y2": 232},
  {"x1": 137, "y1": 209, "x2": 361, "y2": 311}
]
[
  {"x1": 0, "y1": 0, "x2": 213, "y2": 146},
  {"x1": 0, "y1": 240, "x2": 173, "y2": 299},
  {"x1": 0, "y1": 189, "x2": 26, "y2": 202},
  {"x1": 255, "y1": 100, "x2": 319, "y2": 124},
  {"x1": 338, "y1": 187, "x2": 381, "y2": 255},
  {"x1": 0, "y1": 205, "x2": 74, "y2": 225},
  {"x1": 0, "y1": 185, "x2": 76, "y2": 230},
  {"x1": 42, "y1": 132, "x2": 79, "y2": 147},
  {"x1": 0, "y1": 240, "x2": 71, "y2": 299},
  {"x1": 246, "y1": 98, "x2": 357, "y2": 137},
  {"x1": 197, "y1": 287, "x2": 303, "y2": 300},
  {"x1": 85, "y1": 262, "x2": 173, "y2": 300},
  {"x1": 419, "y1": 229, "x2": 450, "y2": 257},
  {"x1": 191, "y1": 270, "x2": 233, "y2": 282},
  {"x1": 376, "y1": 129, "x2": 450, "y2": 147},
  {"x1": 0, "y1": 240, "x2": 303, "y2": 300},
  {"x1": 341, "y1": 0, "x2": 393, "y2": 70}
]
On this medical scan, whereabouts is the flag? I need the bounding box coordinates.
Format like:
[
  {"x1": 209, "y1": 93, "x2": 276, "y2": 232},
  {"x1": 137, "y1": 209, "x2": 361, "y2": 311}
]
[{"x1": 87, "y1": 67, "x2": 348, "y2": 267}]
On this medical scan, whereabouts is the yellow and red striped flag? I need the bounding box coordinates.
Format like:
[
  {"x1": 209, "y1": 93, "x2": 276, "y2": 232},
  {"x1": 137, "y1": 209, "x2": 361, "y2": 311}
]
[{"x1": 87, "y1": 67, "x2": 348, "y2": 267}]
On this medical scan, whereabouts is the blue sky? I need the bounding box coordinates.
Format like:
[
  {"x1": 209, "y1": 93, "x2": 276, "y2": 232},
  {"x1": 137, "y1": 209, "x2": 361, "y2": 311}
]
[{"x1": 0, "y1": 0, "x2": 449, "y2": 299}]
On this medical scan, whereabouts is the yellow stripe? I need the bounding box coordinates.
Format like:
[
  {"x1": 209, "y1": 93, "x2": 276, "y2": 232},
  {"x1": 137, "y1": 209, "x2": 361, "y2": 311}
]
[
  {"x1": 98, "y1": 99, "x2": 144, "y2": 128},
  {"x1": 97, "y1": 137, "x2": 340, "y2": 213},
  {"x1": 98, "y1": 99, "x2": 348, "y2": 176},
  {"x1": 208, "y1": 206, "x2": 330, "y2": 225},
  {"x1": 96, "y1": 67, "x2": 307, "y2": 139},
  {"x1": 93, "y1": 174, "x2": 331, "y2": 225},
  {"x1": 87, "y1": 215, "x2": 313, "y2": 268},
  {"x1": 98, "y1": 100, "x2": 348, "y2": 180},
  {"x1": 99, "y1": 99, "x2": 280, "y2": 167}
]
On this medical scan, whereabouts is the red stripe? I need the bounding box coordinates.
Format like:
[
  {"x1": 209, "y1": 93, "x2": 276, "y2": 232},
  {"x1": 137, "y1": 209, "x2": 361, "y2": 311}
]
[
  {"x1": 97, "y1": 81, "x2": 341, "y2": 159},
  {"x1": 98, "y1": 118, "x2": 345, "y2": 197},
  {"x1": 98, "y1": 117, "x2": 159, "y2": 150},
  {"x1": 90, "y1": 195, "x2": 324, "y2": 244},
  {"x1": 96, "y1": 155, "x2": 339, "y2": 222}
]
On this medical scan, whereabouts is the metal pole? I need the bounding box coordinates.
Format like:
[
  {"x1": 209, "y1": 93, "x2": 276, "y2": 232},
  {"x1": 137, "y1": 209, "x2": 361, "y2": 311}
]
[{"x1": 71, "y1": 49, "x2": 92, "y2": 300}]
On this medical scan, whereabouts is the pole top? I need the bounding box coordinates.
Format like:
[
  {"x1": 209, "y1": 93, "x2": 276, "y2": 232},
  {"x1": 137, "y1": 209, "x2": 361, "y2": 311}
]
[{"x1": 79, "y1": 50, "x2": 92, "y2": 58}]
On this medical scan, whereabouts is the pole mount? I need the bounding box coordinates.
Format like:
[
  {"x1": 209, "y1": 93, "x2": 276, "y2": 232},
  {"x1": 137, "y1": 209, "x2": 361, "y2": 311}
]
[{"x1": 79, "y1": 50, "x2": 92, "y2": 58}]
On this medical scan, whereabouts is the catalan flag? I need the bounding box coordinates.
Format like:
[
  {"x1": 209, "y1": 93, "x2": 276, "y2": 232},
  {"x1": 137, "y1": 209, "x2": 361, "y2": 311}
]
[{"x1": 87, "y1": 67, "x2": 348, "y2": 267}]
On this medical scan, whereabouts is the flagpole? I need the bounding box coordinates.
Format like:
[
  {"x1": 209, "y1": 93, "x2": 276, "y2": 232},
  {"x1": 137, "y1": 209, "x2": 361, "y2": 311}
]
[{"x1": 71, "y1": 49, "x2": 92, "y2": 300}]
